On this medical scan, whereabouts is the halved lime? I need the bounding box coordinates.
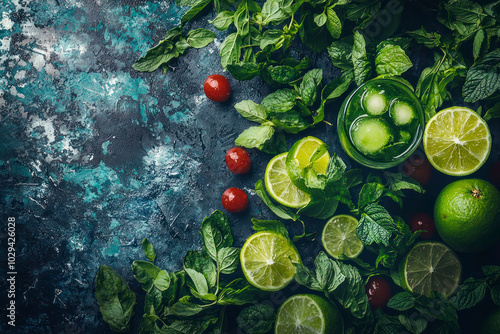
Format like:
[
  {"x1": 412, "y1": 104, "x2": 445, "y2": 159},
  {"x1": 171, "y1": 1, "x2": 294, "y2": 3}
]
[
  {"x1": 240, "y1": 231, "x2": 301, "y2": 291},
  {"x1": 321, "y1": 215, "x2": 363, "y2": 259},
  {"x1": 275, "y1": 294, "x2": 344, "y2": 334},
  {"x1": 286, "y1": 136, "x2": 330, "y2": 192},
  {"x1": 400, "y1": 241, "x2": 461, "y2": 298},
  {"x1": 423, "y1": 107, "x2": 491, "y2": 176},
  {"x1": 264, "y1": 153, "x2": 310, "y2": 208}
]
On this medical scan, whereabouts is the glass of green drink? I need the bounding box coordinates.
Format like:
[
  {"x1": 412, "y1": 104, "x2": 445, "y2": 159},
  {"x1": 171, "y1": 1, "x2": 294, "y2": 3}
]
[{"x1": 337, "y1": 78, "x2": 424, "y2": 169}]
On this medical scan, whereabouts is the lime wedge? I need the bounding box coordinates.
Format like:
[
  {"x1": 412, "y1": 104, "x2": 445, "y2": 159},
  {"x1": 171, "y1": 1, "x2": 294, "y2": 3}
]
[
  {"x1": 286, "y1": 136, "x2": 330, "y2": 192},
  {"x1": 401, "y1": 241, "x2": 461, "y2": 298},
  {"x1": 423, "y1": 107, "x2": 491, "y2": 176},
  {"x1": 322, "y1": 215, "x2": 363, "y2": 259},
  {"x1": 240, "y1": 231, "x2": 301, "y2": 291},
  {"x1": 275, "y1": 294, "x2": 344, "y2": 334},
  {"x1": 264, "y1": 153, "x2": 310, "y2": 208}
]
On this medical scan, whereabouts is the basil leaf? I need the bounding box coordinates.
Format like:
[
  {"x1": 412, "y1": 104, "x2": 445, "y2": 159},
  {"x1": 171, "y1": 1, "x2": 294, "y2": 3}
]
[
  {"x1": 236, "y1": 304, "x2": 275, "y2": 334},
  {"x1": 235, "y1": 125, "x2": 275, "y2": 150},
  {"x1": 200, "y1": 210, "x2": 233, "y2": 262},
  {"x1": 463, "y1": 49, "x2": 500, "y2": 103},
  {"x1": 326, "y1": 7, "x2": 342, "y2": 39},
  {"x1": 144, "y1": 287, "x2": 163, "y2": 315},
  {"x1": 234, "y1": 100, "x2": 269, "y2": 124},
  {"x1": 357, "y1": 203, "x2": 398, "y2": 246},
  {"x1": 181, "y1": 0, "x2": 212, "y2": 25},
  {"x1": 220, "y1": 33, "x2": 242, "y2": 69},
  {"x1": 210, "y1": 11, "x2": 234, "y2": 31},
  {"x1": 261, "y1": 0, "x2": 293, "y2": 25},
  {"x1": 450, "y1": 277, "x2": 488, "y2": 310},
  {"x1": 298, "y1": 192, "x2": 339, "y2": 219},
  {"x1": 185, "y1": 268, "x2": 209, "y2": 296},
  {"x1": 153, "y1": 270, "x2": 171, "y2": 291},
  {"x1": 132, "y1": 39, "x2": 176, "y2": 72},
  {"x1": 95, "y1": 265, "x2": 136, "y2": 333},
  {"x1": 299, "y1": 69, "x2": 323, "y2": 106},
  {"x1": 165, "y1": 319, "x2": 217, "y2": 334},
  {"x1": 321, "y1": 72, "x2": 354, "y2": 102},
  {"x1": 254, "y1": 180, "x2": 301, "y2": 221},
  {"x1": 218, "y1": 279, "x2": 266, "y2": 305},
  {"x1": 473, "y1": 29, "x2": 486, "y2": 60},
  {"x1": 186, "y1": 28, "x2": 216, "y2": 48},
  {"x1": 314, "y1": 12, "x2": 328, "y2": 27},
  {"x1": 142, "y1": 238, "x2": 156, "y2": 262},
  {"x1": 251, "y1": 218, "x2": 290, "y2": 239},
  {"x1": 375, "y1": 45, "x2": 412, "y2": 76},
  {"x1": 260, "y1": 29, "x2": 284, "y2": 50},
  {"x1": 352, "y1": 31, "x2": 372, "y2": 85},
  {"x1": 217, "y1": 247, "x2": 240, "y2": 274},
  {"x1": 261, "y1": 129, "x2": 287, "y2": 155},
  {"x1": 299, "y1": 12, "x2": 333, "y2": 53},
  {"x1": 387, "y1": 291, "x2": 416, "y2": 311},
  {"x1": 184, "y1": 250, "x2": 217, "y2": 288},
  {"x1": 132, "y1": 260, "x2": 161, "y2": 292}
]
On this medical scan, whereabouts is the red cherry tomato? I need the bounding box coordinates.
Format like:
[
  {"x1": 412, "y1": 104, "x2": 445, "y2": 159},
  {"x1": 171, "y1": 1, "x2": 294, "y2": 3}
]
[
  {"x1": 225, "y1": 147, "x2": 252, "y2": 174},
  {"x1": 489, "y1": 161, "x2": 500, "y2": 187},
  {"x1": 204, "y1": 74, "x2": 231, "y2": 102},
  {"x1": 222, "y1": 187, "x2": 248, "y2": 213},
  {"x1": 365, "y1": 276, "x2": 392, "y2": 310},
  {"x1": 401, "y1": 153, "x2": 432, "y2": 186},
  {"x1": 409, "y1": 212, "x2": 436, "y2": 239}
]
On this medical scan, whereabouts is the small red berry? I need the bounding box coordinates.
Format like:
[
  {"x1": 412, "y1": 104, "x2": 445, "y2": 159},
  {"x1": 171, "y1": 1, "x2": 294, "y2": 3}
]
[
  {"x1": 222, "y1": 187, "x2": 248, "y2": 213},
  {"x1": 365, "y1": 276, "x2": 392, "y2": 310},
  {"x1": 409, "y1": 212, "x2": 436, "y2": 239},
  {"x1": 402, "y1": 153, "x2": 432, "y2": 186},
  {"x1": 225, "y1": 147, "x2": 252, "y2": 174},
  {"x1": 204, "y1": 74, "x2": 231, "y2": 102}
]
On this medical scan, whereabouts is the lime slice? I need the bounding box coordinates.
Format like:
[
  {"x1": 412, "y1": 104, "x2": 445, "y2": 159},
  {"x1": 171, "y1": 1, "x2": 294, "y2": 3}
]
[
  {"x1": 286, "y1": 136, "x2": 330, "y2": 192},
  {"x1": 321, "y1": 215, "x2": 363, "y2": 259},
  {"x1": 264, "y1": 153, "x2": 310, "y2": 208},
  {"x1": 240, "y1": 231, "x2": 301, "y2": 291},
  {"x1": 423, "y1": 106, "x2": 491, "y2": 176},
  {"x1": 275, "y1": 294, "x2": 344, "y2": 334},
  {"x1": 401, "y1": 241, "x2": 461, "y2": 298}
]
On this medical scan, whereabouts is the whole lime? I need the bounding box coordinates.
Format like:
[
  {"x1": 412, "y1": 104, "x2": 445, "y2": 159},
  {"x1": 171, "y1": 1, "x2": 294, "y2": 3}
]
[
  {"x1": 434, "y1": 178, "x2": 500, "y2": 253},
  {"x1": 481, "y1": 308, "x2": 500, "y2": 334}
]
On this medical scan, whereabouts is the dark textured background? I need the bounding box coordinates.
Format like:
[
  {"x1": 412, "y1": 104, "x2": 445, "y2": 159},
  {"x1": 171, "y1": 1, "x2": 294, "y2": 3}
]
[{"x1": 0, "y1": 0, "x2": 499, "y2": 333}]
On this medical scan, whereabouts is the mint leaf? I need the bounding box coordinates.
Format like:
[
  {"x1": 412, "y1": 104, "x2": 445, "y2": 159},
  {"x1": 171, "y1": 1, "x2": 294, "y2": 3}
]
[
  {"x1": 398, "y1": 314, "x2": 428, "y2": 334},
  {"x1": 482, "y1": 265, "x2": 500, "y2": 277},
  {"x1": 251, "y1": 218, "x2": 290, "y2": 239},
  {"x1": 387, "y1": 291, "x2": 416, "y2": 311},
  {"x1": 375, "y1": 45, "x2": 412, "y2": 76},
  {"x1": 184, "y1": 250, "x2": 217, "y2": 288},
  {"x1": 235, "y1": 125, "x2": 275, "y2": 150},
  {"x1": 262, "y1": 89, "x2": 299, "y2": 113},
  {"x1": 236, "y1": 304, "x2": 275, "y2": 334},
  {"x1": 95, "y1": 265, "x2": 136, "y2": 333},
  {"x1": 142, "y1": 238, "x2": 156, "y2": 262},
  {"x1": 315, "y1": 252, "x2": 346, "y2": 292},
  {"x1": 491, "y1": 285, "x2": 500, "y2": 306},
  {"x1": 385, "y1": 172, "x2": 424, "y2": 194},
  {"x1": 234, "y1": 100, "x2": 269, "y2": 124},
  {"x1": 407, "y1": 27, "x2": 441, "y2": 49},
  {"x1": 357, "y1": 204, "x2": 398, "y2": 246},
  {"x1": 298, "y1": 192, "x2": 339, "y2": 219},
  {"x1": 352, "y1": 31, "x2": 372, "y2": 85},
  {"x1": 200, "y1": 210, "x2": 233, "y2": 262},
  {"x1": 326, "y1": 7, "x2": 342, "y2": 39},
  {"x1": 450, "y1": 277, "x2": 487, "y2": 310},
  {"x1": 294, "y1": 263, "x2": 322, "y2": 291},
  {"x1": 185, "y1": 268, "x2": 209, "y2": 296},
  {"x1": 483, "y1": 101, "x2": 500, "y2": 122},
  {"x1": 217, "y1": 247, "x2": 240, "y2": 274},
  {"x1": 358, "y1": 182, "x2": 385, "y2": 209},
  {"x1": 332, "y1": 261, "x2": 370, "y2": 318},
  {"x1": 327, "y1": 38, "x2": 353, "y2": 71},
  {"x1": 463, "y1": 49, "x2": 500, "y2": 103},
  {"x1": 254, "y1": 180, "x2": 300, "y2": 221},
  {"x1": 299, "y1": 69, "x2": 323, "y2": 106}
]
